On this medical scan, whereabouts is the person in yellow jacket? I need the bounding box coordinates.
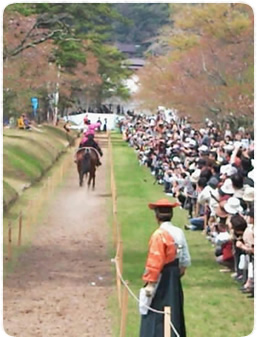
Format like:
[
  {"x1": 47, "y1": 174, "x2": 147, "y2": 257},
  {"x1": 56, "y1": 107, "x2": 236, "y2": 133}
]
[
  {"x1": 17, "y1": 115, "x2": 25, "y2": 129},
  {"x1": 140, "y1": 198, "x2": 191, "y2": 337}
]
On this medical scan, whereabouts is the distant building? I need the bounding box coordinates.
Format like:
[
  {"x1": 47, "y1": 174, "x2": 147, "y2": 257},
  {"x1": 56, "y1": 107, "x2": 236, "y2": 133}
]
[
  {"x1": 115, "y1": 42, "x2": 145, "y2": 70},
  {"x1": 115, "y1": 42, "x2": 138, "y2": 57},
  {"x1": 122, "y1": 58, "x2": 145, "y2": 70}
]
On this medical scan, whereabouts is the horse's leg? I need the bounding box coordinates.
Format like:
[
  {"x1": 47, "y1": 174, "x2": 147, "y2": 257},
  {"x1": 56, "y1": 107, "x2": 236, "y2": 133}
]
[
  {"x1": 88, "y1": 172, "x2": 92, "y2": 189},
  {"x1": 77, "y1": 162, "x2": 83, "y2": 187},
  {"x1": 92, "y1": 168, "x2": 96, "y2": 190},
  {"x1": 79, "y1": 171, "x2": 84, "y2": 187}
]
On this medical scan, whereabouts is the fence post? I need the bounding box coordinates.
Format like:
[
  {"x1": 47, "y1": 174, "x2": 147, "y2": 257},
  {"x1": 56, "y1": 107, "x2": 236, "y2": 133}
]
[
  {"x1": 113, "y1": 216, "x2": 118, "y2": 248},
  {"x1": 119, "y1": 281, "x2": 129, "y2": 337},
  {"x1": 164, "y1": 306, "x2": 171, "y2": 337},
  {"x1": 17, "y1": 211, "x2": 22, "y2": 246},
  {"x1": 8, "y1": 221, "x2": 12, "y2": 260},
  {"x1": 116, "y1": 242, "x2": 122, "y2": 309},
  {"x1": 118, "y1": 240, "x2": 123, "y2": 276}
]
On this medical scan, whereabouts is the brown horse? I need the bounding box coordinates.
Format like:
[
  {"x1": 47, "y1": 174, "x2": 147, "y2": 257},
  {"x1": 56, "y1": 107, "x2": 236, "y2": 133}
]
[{"x1": 75, "y1": 147, "x2": 98, "y2": 189}]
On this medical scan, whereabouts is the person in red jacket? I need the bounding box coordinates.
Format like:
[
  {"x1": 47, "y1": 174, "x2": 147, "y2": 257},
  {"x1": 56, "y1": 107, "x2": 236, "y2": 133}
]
[{"x1": 140, "y1": 199, "x2": 191, "y2": 337}]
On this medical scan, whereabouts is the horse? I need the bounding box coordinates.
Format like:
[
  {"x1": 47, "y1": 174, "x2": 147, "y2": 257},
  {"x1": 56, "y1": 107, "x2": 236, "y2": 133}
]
[{"x1": 75, "y1": 147, "x2": 98, "y2": 189}]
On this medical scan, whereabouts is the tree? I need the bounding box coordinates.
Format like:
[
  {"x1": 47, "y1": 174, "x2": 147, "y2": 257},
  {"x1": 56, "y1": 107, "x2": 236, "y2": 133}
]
[
  {"x1": 134, "y1": 4, "x2": 253, "y2": 125},
  {"x1": 3, "y1": 3, "x2": 132, "y2": 120}
]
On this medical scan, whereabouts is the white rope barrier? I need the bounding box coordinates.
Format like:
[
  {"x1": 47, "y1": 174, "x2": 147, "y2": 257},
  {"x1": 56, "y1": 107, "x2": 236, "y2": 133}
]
[{"x1": 112, "y1": 257, "x2": 180, "y2": 337}]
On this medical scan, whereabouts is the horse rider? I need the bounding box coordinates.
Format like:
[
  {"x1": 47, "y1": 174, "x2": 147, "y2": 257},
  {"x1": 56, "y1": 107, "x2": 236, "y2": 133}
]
[{"x1": 79, "y1": 133, "x2": 103, "y2": 166}]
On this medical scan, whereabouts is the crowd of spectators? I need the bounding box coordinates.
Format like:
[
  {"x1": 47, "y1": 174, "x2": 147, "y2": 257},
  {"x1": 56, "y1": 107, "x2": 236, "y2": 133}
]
[{"x1": 120, "y1": 109, "x2": 254, "y2": 298}]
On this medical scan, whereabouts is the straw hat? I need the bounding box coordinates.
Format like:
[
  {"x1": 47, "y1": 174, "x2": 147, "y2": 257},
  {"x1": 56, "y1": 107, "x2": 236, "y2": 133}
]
[
  {"x1": 242, "y1": 186, "x2": 254, "y2": 202},
  {"x1": 148, "y1": 199, "x2": 180, "y2": 210},
  {"x1": 224, "y1": 197, "x2": 243, "y2": 215}
]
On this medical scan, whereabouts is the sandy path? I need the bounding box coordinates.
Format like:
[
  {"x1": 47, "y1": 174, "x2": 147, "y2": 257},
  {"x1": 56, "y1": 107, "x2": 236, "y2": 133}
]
[{"x1": 3, "y1": 135, "x2": 114, "y2": 337}]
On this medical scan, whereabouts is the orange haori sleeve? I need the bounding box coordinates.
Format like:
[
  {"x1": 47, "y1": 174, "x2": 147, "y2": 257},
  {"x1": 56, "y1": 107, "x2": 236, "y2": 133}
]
[{"x1": 142, "y1": 228, "x2": 177, "y2": 283}]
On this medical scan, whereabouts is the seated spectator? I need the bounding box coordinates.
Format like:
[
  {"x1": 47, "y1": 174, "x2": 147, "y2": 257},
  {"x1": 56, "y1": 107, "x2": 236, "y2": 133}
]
[
  {"x1": 17, "y1": 115, "x2": 25, "y2": 129},
  {"x1": 214, "y1": 216, "x2": 234, "y2": 272},
  {"x1": 238, "y1": 204, "x2": 254, "y2": 296},
  {"x1": 229, "y1": 214, "x2": 248, "y2": 282},
  {"x1": 184, "y1": 177, "x2": 208, "y2": 231},
  {"x1": 23, "y1": 114, "x2": 31, "y2": 130}
]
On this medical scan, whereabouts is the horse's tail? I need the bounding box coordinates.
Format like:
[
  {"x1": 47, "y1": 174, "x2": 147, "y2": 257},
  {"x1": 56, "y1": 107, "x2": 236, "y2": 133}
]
[{"x1": 82, "y1": 150, "x2": 91, "y2": 174}]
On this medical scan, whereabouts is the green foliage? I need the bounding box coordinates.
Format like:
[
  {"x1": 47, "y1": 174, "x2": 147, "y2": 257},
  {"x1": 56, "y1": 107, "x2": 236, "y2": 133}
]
[
  {"x1": 112, "y1": 4, "x2": 171, "y2": 46},
  {"x1": 3, "y1": 180, "x2": 18, "y2": 210},
  {"x1": 91, "y1": 44, "x2": 132, "y2": 101},
  {"x1": 4, "y1": 3, "x2": 36, "y2": 16},
  {"x1": 55, "y1": 40, "x2": 86, "y2": 68}
]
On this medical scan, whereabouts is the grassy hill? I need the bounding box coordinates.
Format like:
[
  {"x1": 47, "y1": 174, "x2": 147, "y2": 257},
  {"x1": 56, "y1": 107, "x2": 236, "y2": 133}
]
[{"x1": 3, "y1": 124, "x2": 76, "y2": 211}]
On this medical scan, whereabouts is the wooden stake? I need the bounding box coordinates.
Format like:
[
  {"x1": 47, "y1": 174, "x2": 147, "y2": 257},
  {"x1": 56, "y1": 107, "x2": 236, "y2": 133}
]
[
  {"x1": 119, "y1": 281, "x2": 129, "y2": 337},
  {"x1": 164, "y1": 306, "x2": 171, "y2": 337},
  {"x1": 113, "y1": 215, "x2": 117, "y2": 248},
  {"x1": 119, "y1": 241, "x2": 123, "y2": 276},
  {"x1": 17, "y1": 211, "x2": 22, "y2": 246},
  {"x1": 116, "y1": 255, "x2": 122, "y2": 309},
  {"x1": 8, "y1": 221, "x2": 12, "y2": 260}
]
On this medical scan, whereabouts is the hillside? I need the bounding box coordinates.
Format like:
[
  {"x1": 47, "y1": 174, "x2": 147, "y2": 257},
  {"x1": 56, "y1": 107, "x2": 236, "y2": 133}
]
[{"x1": 3, "y1": 124, "x2": 76, "y2": 210}]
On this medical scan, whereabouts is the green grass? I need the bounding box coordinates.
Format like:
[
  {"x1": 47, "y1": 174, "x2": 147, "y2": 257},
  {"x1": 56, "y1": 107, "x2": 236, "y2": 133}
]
[
  {"x1": 3, "y1": 125, "x2": 77, "y2": 210},
  {"x1": 3, "y1": 145, "x2": 74, "y2": 276},
  {"x1": 110, "y1": 133, "x2": 254, "y2": 337}
]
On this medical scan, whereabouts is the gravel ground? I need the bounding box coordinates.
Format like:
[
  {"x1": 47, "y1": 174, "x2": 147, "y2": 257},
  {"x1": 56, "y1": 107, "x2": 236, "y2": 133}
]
[{"x1": 4, "y1": 135, "x2": 114, "y2": 337}]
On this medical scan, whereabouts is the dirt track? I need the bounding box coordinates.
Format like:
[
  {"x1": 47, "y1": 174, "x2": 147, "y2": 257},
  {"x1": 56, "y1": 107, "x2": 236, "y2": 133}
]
[{"x1": 3, "y1": 135, "x2": 114, "y2": 337}]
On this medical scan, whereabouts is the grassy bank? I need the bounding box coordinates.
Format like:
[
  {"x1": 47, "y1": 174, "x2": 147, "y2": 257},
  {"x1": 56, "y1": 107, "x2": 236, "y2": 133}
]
[
  {"x1": 3, "y1": 124, "x2": 77, "y2": 275},
  {"x1": 3, "y1": 124, "x2": 76, "y2": 210},
  {"x1": 110, "y1": 133, "x2": 253, "y2": 337}
]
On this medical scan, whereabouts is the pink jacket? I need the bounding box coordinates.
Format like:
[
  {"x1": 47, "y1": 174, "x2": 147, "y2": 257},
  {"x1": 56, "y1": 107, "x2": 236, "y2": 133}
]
[{"x1": 81, "y1": 123, "x2": 101, "y2": 144}]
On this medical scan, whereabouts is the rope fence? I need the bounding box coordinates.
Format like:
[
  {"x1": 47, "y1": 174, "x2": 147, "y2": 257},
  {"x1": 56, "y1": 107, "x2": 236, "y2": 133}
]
[
  {"x1": 108, "y1": 132, "x2": 180, "y2": 337},
  {"x1": 4, "y1": 148, "x2": 72, "y2": 264}
]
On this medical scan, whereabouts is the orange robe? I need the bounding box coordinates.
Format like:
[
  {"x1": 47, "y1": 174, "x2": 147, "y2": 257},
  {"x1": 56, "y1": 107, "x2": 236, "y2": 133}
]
[{"x1": 142, "y1": 228, "x2": 177, "y2": 283}]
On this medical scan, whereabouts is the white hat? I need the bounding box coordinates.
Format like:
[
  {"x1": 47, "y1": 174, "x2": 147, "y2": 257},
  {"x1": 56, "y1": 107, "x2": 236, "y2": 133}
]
[
  {"x1": 248, "y1": 169, "x2": 254, "y2": 181},
  {"x1": 233, "y1": 188, "x2": 244, "y2": 199},
  {"x1": 189, "y1": 139, "x2": 197, "y2": 147},
  {"x1": 224, "y1": 144, "x2": 234, "y2": 152},
  {"x1": 199, "y1": 128, "x2": 206, "y2": 135},
  {"x1": 220, "y1": 164, "x2": 237, "y2": 177},
  {"x1": 224, "y1": 197, "x2": 243, "y2": 214},
  {"x1": 173, "y1": 156, "x2": 181, "y2": 163},
  {"x1": 189, "y1": 162, "x2": 196, "y2": 171},
  {"x1": 220, "y1": 178, "x2": 235, "y2": 195},
  {"x1": 198, "y1": 144, "x2": 208, "y2": 152},
  {"x1": 242, "y1": 186, "x2": 254, "y2": 202},
  {"x1": 190, "y1": 169, "x2": 201, "y2": 183}
]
